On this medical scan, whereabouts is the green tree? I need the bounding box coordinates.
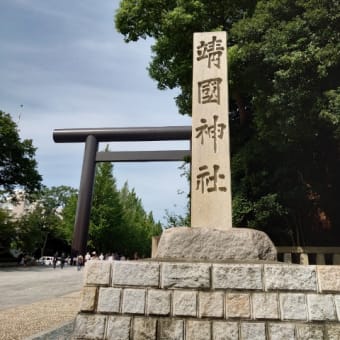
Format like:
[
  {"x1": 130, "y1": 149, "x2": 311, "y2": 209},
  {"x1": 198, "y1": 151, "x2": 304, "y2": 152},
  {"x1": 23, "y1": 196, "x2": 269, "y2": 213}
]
[
  {"x1": 0, "y1": 208, "x2": 15, "y2": 252},
  {"x1": 60, "y1": 192, "x2": 78, "y2": 243},
  {"x1": 0, "y1": 111, "x2": 42, "y2": 197},
  {"x1": 89, "y1": 160, "x2": 124, "y2": 253},
  {"x1": 115, "y1": 0, "x2": 340, "y2": 245},
  {"x1": 88, "y1": 149, "x2": 162, "y2": 257},
  {"x1": 119, "y1": 183, "x2": 162, "y2": 257},
  {"x1": 15, "y1": 186, "x2": 77, "y2": 256}
]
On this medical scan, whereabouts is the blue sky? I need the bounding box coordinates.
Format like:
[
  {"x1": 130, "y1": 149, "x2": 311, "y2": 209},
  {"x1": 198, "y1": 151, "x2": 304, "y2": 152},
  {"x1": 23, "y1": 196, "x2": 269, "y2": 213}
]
[{"x1": 0, "y1": 0, "x2": 192, "y2": 224}]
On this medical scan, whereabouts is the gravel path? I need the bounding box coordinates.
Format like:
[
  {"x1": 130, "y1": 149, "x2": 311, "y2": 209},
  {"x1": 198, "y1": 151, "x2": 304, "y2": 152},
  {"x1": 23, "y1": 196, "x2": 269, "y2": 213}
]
[{"x1": 0, "y1": 291, "x2": 81, "y2": 340}]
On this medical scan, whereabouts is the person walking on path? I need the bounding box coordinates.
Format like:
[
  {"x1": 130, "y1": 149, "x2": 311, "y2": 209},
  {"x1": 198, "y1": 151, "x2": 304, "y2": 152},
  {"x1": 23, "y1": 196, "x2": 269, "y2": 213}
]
[
  {"x1": 60, "y1": 253, "x2": 65, "y2": 269},
  {"x1": 53, "y1": 252, "x2": 58, "y2": 269},
  {"x1": 77, "y1": 254, "x2": 83, "y2": 271}
]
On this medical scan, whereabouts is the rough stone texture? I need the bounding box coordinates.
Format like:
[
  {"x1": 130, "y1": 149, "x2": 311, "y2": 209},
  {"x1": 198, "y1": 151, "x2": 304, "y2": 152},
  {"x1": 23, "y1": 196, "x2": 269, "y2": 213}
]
[
  {"x1": 122, "y1": 289, "x2": 146, "y2": 315},
  {"x1": 156, "y1": 227, "x2": 277, "y2": 261},
  {"x1": 97, "y1": 287, "x2": 121, "y2": 313},
  {"x1": 147, "y1": 289, "x2": 171, "y2": 316},
  {"x1": 173, "y1": 290, "x2": 197, "y2": 317},
  {"x1": 264, "y1": 264, "x2": 317, "y2": 291},
  {"x1": 112, "y1": 261, "x2": 159, "y2": 287},
  {"x1": 161, "y1": 262, "x2": 210, "y2": 288},
  {"x1": 280, "y1": 293, "x2": 307, "y2": 321},
  {"x1": 186, "y1": 320, "x2": 211, "y2": 340},
  {"x1": 226, "y1": 293, "x2": 251, "y2": 318},
  {"x1": 252, "y1": 293, "x2": 279, "y2": 319},
  {"x1": 213, "y1": 264, "x2": 263, "y2": 290},
  {"x1": 72, "y1": 260, "x2": 340, "y2": 339},
  {"x1": 133, "y1": 317, "x2": 157, "y2": 340},
  {"x1": 325, "y1": 324, "x2": 340, "y2": 339},
  {"x1": 85, "y1": 260, "x2": 111, "y2": 286},
  {"x1": 106, "y1": 316, "x2": 131, "y2": 340},
  {"x1": 268, "y1": 323, "x2": 296, "y2": 340},
  {"x1": 296, "y1": 324, "x2": 324, "y2": 340},
  {"x1": 158, "y1": 319, "x2": 184, "y2": 340},
  {"x1": 307, "y1": 294, "x2": 337, "y2": 321},
  {"x1": 73, "y1": 314, "x2": 106, "y2": 339},
  {"x1": 317, "y1": 266, "x2": 340, "y2": 292},
  {"x1": 335, "y1": 295, "x2": 340, "y2": 320},
  {"x1": 80, "y1": 286, "x2": 97, "y2": 312},
  {"x1": 240, "y1": 322, "x2": 266, "y2": 340},
  {"x1": 191, "y1": 32, "x2": 232, "y2": 231},
  {"x1": 199, "y1": 291, "x2": 224, "y2": 318},
  {"x1": 212, "y1": 321, "x2": 239, "y2": 340}
]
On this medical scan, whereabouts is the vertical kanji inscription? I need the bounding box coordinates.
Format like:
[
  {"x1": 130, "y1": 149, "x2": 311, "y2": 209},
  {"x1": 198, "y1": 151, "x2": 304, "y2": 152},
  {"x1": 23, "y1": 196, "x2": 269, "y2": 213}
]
[{"x1": 191, "y1": 32, "x2": 232, "y2": 230}]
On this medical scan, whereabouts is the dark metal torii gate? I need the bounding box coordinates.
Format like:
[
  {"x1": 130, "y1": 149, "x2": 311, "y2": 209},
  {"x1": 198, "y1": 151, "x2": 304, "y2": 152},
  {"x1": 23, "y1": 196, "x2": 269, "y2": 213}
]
[{"x1": 53, "y1": 126, "x2": 191, "y2": 256}]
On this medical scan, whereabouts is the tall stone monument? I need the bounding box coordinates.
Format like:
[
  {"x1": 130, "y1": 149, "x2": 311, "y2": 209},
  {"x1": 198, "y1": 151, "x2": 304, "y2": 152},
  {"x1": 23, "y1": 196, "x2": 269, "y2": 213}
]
[
  {"x1": 191, "y1": 31, "x2": 232, "y2": 230},
  {"x1": 156, "y1": 32, "x2": 276, "y2": 262}
]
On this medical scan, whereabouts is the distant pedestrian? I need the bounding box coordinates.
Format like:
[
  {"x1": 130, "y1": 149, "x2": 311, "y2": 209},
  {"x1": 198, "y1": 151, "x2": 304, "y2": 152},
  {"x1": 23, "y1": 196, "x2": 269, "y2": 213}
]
[
  {"x1": 53, "y1": 252, "x2": 58, "y2": 269},
  {"x1": 60, "y1": 253, "x2": 65, "y2": 269},
  {"x1": 99, "y1": 253, "x2": 104, "y2": 260},
  {"x1": 77, "y1": 255, "x2": 83, "y2": 271},
  {"x1": 85, "y1": 252, "x2": 91, "y2": 263}
]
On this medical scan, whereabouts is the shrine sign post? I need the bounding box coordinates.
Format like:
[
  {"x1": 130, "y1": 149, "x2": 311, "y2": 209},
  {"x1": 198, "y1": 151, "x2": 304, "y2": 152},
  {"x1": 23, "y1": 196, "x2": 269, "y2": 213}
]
[{"x1": 191, "y1": 31, "x2": 232, "y2": 230}]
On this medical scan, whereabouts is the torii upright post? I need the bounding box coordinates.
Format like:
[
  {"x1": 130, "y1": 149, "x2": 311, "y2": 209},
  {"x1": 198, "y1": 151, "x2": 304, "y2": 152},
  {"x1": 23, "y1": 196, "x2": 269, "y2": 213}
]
[{"x1": 191, "y1": 31, "x2": 232, "y2": 230}]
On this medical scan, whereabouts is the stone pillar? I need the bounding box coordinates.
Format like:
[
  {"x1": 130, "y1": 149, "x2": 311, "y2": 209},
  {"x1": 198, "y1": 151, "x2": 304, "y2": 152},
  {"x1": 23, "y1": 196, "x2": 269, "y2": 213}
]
[
  {"x1": 300, "y1": 253, "x2": 309, "y2": 265},
  {"x1": 191, "y1": 31, "x2": 232, "y2": 230}
]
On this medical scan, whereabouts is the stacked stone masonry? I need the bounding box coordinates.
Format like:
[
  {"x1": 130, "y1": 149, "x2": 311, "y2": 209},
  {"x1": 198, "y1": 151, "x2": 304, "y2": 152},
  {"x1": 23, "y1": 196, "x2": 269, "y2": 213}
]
[{"x1": 73, "y1": 261, "x2": 340, "y2": 339}]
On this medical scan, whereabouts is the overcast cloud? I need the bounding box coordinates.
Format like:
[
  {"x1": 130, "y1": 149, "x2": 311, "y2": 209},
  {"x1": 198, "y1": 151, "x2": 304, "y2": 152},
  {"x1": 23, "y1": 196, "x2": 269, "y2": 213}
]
[{"x1": 0, "y1": 0, "x2": 192, "y2": 224}]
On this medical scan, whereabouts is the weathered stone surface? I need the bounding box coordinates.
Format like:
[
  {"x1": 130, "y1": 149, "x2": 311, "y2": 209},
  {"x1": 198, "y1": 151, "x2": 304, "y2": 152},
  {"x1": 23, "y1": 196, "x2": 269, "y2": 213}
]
[
  {"x1": 161, "y1": 263, "x2": 210, "y2": 288},
  {"x1": 296, "y1": 324, "x2": 324, "y2": 340},
  {"x1": 317, "y1": 265, "x2": 340, "y2": 292},
  {"x1": 212, "y1": 321, "x2": 239, "y2": 340},
  {"x1": 252, "y1": 293, "x2": 279, "y2": 319},
  {"x1": 122, "y1": 289, "x2": 146, "y2": 314},
  {"x1": 186, "y1": 320, "x2": 211, "y2": 340},
  {"x1": 307, "y1": 294, "x2": 337, "y2": 321},
  {"x1": 264, "y1": 264, "x2": 317, "y2": 291},
  {"x1": 280, "y1": 293, "x2": 307, "y2": 321},
  {"x1": 85, "y1": 260, "x2": 111, "y2": 286},
  {"x1": 325, "y1": 324, "x2": 340, "y2": 340},
  {"x1": 112, "y1": 261, "x2": 160, "y2": 287},
  {"x1": 226, "y1": 293, "x2": 251, "y2": 319},
  {"x1": 199, "y1": 291, "x2": 224, "y2": 318},
  {"x1": 80, "y1": 286, "x2": 97, "y2": 312},
  {"x1": 147, "y1": 289, "x2": 171, "y2": 316},
  {"x1": 106, "y1": 316, "x2": 131, "y2": 340},
  {"x1": 97, "y1": 287, "x2": 121, "y2": 313},
  {"x1": 213, "y1": 264, "x2": 263, "y2": 290},
  {"x1": 158, "y1": 319, "x2": 184, "y2": 340},
  {"x1": 73, "y1": 314, "x2": 106, "y2": 339},
  {"x1": 335, "y1": 295, "x2": 340, "y2": 320},
  {"x1": 133, "y1": 317, "x2": 157, "y2": 340},
  {"x1": 191, "y1": 32, "x2": 231, "y2": 231},
  {"x1": 156, "y1": 227, "x2": 277, "y2": 261},
  {"x1": 240, "y1": 322, "x2": 266, "y2": 340},
  {"x1": 173, "y1": 290, "x2": 197, "y2": 317},
  {"x1": 268, "y1": 323, "x2": 296, "y2": 340}
]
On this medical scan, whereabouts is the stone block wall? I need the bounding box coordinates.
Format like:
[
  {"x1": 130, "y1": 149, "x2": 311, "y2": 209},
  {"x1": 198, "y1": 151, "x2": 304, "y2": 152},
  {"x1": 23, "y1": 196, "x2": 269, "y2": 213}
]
[{"x1": 73, "y1": 261, "x2": 340, "y2": 339}]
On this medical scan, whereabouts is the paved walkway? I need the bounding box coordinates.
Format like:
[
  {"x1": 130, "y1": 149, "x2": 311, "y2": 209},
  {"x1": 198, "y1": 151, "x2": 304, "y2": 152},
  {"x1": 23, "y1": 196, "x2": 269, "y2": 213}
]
[{"x1": 0, "y1": 265, "x2": 84, "y2": 339}]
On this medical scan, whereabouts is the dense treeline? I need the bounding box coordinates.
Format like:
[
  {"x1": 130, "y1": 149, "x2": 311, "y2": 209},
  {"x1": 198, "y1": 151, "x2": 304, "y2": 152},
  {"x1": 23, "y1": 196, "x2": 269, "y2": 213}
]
[
  {"x1": 116, "y1": 0, "x2": 340, "y2": 245},
  {"x1": 0, "y1": 111, "x2": 162, "y2": 258}
]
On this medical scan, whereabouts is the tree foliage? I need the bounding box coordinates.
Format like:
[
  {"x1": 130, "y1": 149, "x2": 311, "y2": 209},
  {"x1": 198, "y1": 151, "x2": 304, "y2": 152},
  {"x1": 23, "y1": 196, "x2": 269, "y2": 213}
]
[
  {"x1": 115, "y1": 0, "x2": 340, "y2": 245},
  {"x1": 0, "y1": 208, "x2": 15, "y2": 251},
  {"x1": 15, "y1": 186, "x2": 77, "y2": 256},
  {"x1": 88, "y1": 157, "x2": 162, "y2": 257},
  {"x1": 0, "y1": 110, "x2": 42, "y2": 196}
]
